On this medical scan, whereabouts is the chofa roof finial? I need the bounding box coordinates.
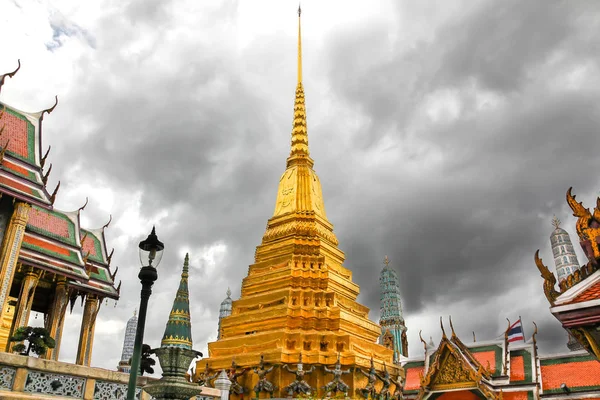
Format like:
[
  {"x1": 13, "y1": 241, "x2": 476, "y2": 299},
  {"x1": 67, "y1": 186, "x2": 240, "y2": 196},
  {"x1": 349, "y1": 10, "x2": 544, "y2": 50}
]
[{"x1": 0, "y1": 60, "x2": 21, "y2": 94}]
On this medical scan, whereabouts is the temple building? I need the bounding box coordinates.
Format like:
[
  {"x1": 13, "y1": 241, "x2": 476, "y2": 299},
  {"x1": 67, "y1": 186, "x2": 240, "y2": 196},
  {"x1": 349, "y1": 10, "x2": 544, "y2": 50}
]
[
  {"x1": 401, "y1": 317, "x2": 600, "y2": 399},
  {"x1": 196, "y1": 7, "x2": 400, "y2": 398},
  {"x1": 398, "y1": 189, "x2": 600, "y2": 399},
  {"x1": 117, "y1": 309, "x2": 138, "y2": 373},
  {"x1": 0, "y1": 61, "x2": 120, "y2": 365},
  {"x1": 217, "y1": 288, "x2": 232, "y2": 340},
  {"x1": 379, "y1": 256, "x2": 408, "y2": 362}
]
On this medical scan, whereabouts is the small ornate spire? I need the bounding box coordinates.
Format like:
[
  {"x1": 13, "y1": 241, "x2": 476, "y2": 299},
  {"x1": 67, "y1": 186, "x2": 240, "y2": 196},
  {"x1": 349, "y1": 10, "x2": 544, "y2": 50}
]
[
  {"x1": 383, "y1": 255, "x2": 390, "y2": 267},
  {"x1": 552, "y1": 215, "x2": 561, "y2": 229},
  {"x1": 161, "y1": 254, "x2": 193, "y2": 350},
  {"x1": 226, "y1": 287, "x2": 231, "y2": 298}
]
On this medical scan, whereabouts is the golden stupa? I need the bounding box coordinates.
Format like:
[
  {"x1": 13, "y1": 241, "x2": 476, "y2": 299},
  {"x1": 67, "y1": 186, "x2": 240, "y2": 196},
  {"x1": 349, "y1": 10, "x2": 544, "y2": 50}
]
[{"x1": 196, "y1": 7, "x2": 401, "y2": 398}]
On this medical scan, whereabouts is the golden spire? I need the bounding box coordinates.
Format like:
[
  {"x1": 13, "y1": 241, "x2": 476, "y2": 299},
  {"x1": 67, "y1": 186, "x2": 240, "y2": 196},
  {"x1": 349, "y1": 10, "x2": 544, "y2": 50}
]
[
  {"x1": 288, "y1": 3, "x2": 311, "y2": 167},
  {"x1": 297, "y1": 4, "x2": 302, "y2": 84},
  {"x1": 383, "y1": 255, "x2": 390, "y2": 267}
]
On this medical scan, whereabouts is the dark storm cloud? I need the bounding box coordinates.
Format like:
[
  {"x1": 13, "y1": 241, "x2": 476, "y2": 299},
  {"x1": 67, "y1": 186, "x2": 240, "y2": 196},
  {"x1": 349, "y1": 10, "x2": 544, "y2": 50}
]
[
  {"x1": 16, "y1": 0, "x2": 600, "y2": 370},
  {"x1": 322, "y1": 0, "x2": 600, "y2": 355}
]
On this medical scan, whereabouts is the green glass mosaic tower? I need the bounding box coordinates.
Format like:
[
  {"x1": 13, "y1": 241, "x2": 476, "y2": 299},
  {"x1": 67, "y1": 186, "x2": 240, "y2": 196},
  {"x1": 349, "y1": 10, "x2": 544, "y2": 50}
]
[
  {"x1": 379, "y1": 256, "x2": 408, "y2": 362},
  {"x1": 161, "y1": 253, "x2": 193, "y2": 349},
  {"x1": 143, "y1": 253, "x2": 203, "y2": 400}
]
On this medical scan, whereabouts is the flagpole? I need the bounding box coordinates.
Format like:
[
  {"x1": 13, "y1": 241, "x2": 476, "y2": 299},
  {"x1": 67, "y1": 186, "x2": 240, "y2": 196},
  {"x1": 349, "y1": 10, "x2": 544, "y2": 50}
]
[{"x1": 519, "y1": 315, "x2": 526, "y2": 343}]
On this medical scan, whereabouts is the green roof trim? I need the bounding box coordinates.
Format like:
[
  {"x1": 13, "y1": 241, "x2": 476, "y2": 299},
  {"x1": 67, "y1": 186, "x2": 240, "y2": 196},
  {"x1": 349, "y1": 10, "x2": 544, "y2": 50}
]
[
  {"x1": 89, "y1": 265, "x2": 109, "y2": 282},
  {"x1": 21, "y1": 237, "x2": 82, "y2": 265},
  {"x1": 161, "y1": 254, "x2": 193, "y2": 350},
  {"x1": 510, "y1": 349, "x2": 533, "y2": 383},
  {"x1": 540, "y1": 353, "x2": 597, "y2": 366},
  {"x1": 403, "y1": 361, "x2": 425, "y2": 369},
  {"x1": 81, "y1": 229, "x2": 105, "y2": 264}
]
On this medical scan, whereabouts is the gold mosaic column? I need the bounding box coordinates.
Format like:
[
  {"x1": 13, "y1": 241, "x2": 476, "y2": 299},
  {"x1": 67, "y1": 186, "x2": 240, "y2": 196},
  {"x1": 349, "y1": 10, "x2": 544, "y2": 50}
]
[
  {"x1": 0, "y1": 202, "x2": 31, "y2": 331},
  {"x1": 76, "y1": 294, "x2": 101, "y2": 366},
  {"x1": 8, "y1": 266, "x2": 41, "y2": 350},
  {"x1": 45, "y1": 276, "x2": 68, "y2": 360}
]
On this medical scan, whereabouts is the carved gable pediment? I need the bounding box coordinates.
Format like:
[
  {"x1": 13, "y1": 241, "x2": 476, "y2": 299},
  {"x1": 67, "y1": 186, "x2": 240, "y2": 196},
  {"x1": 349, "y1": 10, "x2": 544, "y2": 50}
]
[{"x1": 431, "y1": 349, "x2": 476, "y2": 389}]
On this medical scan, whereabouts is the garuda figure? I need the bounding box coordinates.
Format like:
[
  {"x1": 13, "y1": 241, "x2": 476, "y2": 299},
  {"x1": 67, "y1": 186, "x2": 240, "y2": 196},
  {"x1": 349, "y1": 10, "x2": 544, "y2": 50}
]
[
  {"x1": 197, "y1": 362, "x2": 218, "y2": 387},
  {"x1": 253, "y1": 355, "x2": 276, "y2": 399},
  {"x1": 376, "y1": 363, "x2": 392, "y2": 400},
  {"x1": 322, "y1": 354, "x2": 351, "y2": 397},
  {"x1": 228, "y1": 360, "x2": 249, "y2": 400},
  {"x1": 283, "y1": 354, "x2": 315, "y2": 397},
  {"x1": 357, "y1": 358, "x2": 378, "y2": 400},
  {"x1": 390, "y1": 375, "x2": 404, "y2": 400}
]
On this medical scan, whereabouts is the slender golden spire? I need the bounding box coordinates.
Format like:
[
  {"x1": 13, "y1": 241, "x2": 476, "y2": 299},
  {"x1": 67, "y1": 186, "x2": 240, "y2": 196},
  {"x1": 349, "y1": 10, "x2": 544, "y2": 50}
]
[
  {"x1": 297, "y1": 4, "x2": 302, "y2": 84},
  {"x1": 287, "y1": 4, "x2": 311, "y2": 166}
]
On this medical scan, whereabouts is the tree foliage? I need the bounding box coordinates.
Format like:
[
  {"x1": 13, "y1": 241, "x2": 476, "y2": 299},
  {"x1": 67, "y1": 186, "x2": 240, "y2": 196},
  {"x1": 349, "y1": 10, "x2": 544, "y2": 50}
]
[{"x1": 10, "y1": 326, "x2": 56, "y2": 357}]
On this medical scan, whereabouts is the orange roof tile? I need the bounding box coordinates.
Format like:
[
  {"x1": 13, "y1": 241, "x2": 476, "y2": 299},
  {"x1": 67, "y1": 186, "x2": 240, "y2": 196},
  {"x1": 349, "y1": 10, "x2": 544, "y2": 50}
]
[
  {"x1": 572, "y1": 281, "x2": 600, "y2": 303},
  {"x1": 510, "y1": 356, "x2": 525, "y2": 382},
  {"x1": 502, "y1": 392, "x2": 529, "y2": 400},
  {"x1": 437, "y1": 391, "x2": 480, "y2": 400},
  {"x1": 473, "y1": 351, "x2": 497, "y2": 373},
  {"x1": 404, "y1": 366, "x2": 424, "y2": 391},
  {"x1": 541, "y1": 360, "x2": 600, "y2": 390}
]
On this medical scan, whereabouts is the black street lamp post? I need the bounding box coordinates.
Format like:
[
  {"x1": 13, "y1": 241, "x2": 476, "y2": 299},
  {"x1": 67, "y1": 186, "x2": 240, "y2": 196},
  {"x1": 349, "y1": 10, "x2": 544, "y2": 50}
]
[{"x1": 127, "y1": 227, "x2": 164, "y2": 400}]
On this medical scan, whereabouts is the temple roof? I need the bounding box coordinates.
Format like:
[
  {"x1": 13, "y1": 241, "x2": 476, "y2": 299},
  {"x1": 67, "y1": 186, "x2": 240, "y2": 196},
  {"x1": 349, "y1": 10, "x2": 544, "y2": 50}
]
[
  {"x1": 161, "y1": 253, "x2": 193, "y2": 350},
  {"x1": 19, "y1": 204, "x2": 119, "y2": 299},
  {"x1": 0, "y1": 99, "x2": 56, "y2": 208}
]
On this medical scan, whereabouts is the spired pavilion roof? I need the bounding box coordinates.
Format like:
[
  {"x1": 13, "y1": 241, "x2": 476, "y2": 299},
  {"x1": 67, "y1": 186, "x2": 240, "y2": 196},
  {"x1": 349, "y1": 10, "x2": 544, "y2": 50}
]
[{"x1": 1, "y1": 63, "x2": 119, "y2": 300}]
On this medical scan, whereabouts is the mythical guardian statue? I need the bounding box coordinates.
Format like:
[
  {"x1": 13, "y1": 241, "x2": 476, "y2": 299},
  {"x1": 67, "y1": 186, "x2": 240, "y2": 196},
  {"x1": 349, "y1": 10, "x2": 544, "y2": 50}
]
[
  {"x1": 376, "y1": 363, "x2": 392, "y2": 400},
  {"x1": 322, "y1": 354, "x2": 352, "y2": 397},
  {"x1": 283, "y1": 354, "x2": 315, "y2": 397},
  {"x1": 227, "y1": 360, "x2": 248, "y2": 400},
  {"x1": 357, "y1": 358, "x2": 378, "y2": 400},
  {"x1": 252, "y1": 355, "x2": 276, "y2": 399},
  {"x1": 197, "y1": 362, "x2": 218, "y2": 387}
]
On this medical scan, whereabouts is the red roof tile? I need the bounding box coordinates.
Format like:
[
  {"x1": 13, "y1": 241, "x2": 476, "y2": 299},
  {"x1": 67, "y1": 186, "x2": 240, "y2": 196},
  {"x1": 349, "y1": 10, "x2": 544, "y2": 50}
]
[
  {"x1": 404, "y1": 366, "x2": 424, "y2": 391},
  {"x1": 572, "y1": 281, "x2": 600, "y2": 303},
  {"x1": 510, "y1": 356, "x2": 525, "y2": 382},
  {"x1": 502, "y1": 392, "x2": 529, "y2": 400},
  {"x1": 473, "y1": 351, "x2": 496, "y2": 373},
  {"x1": 541, "y1": 360, "x2": 600, "y2": 390}
]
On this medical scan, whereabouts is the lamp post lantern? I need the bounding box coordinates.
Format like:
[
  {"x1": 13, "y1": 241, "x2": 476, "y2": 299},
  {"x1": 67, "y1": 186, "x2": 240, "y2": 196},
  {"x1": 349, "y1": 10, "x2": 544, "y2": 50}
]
[{"x1": 127, "y1": 227, "x2": 164, "y2": 400}]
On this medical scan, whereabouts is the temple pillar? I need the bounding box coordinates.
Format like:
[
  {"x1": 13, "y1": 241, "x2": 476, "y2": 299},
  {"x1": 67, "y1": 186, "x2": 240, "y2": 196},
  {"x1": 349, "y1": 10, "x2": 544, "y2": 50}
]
[
  {"x1": 0, "y1": 202, "x2": 31, "y2": 341},
  {"x1": 44, "y1": 276, "x2": 69, "y2": 360},
  {"x1": 76, "y1": 294, "x2": 101, "y2": 366},
  {"x1": 7, "y1": 265, "x2": 40, "y2": 351}
]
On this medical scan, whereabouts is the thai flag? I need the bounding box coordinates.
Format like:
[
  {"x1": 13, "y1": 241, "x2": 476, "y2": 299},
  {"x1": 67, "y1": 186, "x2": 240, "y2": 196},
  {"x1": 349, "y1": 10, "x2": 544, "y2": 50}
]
[{"x1": 508, "y1": 319, "x2": 525, "y2": 343}]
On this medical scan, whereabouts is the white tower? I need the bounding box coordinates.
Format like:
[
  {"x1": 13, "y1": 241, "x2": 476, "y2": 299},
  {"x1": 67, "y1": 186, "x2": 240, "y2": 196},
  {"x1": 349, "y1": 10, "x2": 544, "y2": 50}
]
[
  {"x1": 217, "y1": 288, "x2": 232, "y2": 339},
  {"x1": 550, "y1": 216, "x2": 580, "y2": 283},
  {"x1": 117, "y1": 309, "x2": 138, "y2": 373}
]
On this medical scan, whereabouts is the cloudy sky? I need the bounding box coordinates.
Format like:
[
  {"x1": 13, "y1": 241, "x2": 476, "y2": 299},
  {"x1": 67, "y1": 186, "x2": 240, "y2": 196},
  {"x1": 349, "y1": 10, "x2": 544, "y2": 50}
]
[{"x1": 1, "y1": 0, "x2": 600, "y2": 373}]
